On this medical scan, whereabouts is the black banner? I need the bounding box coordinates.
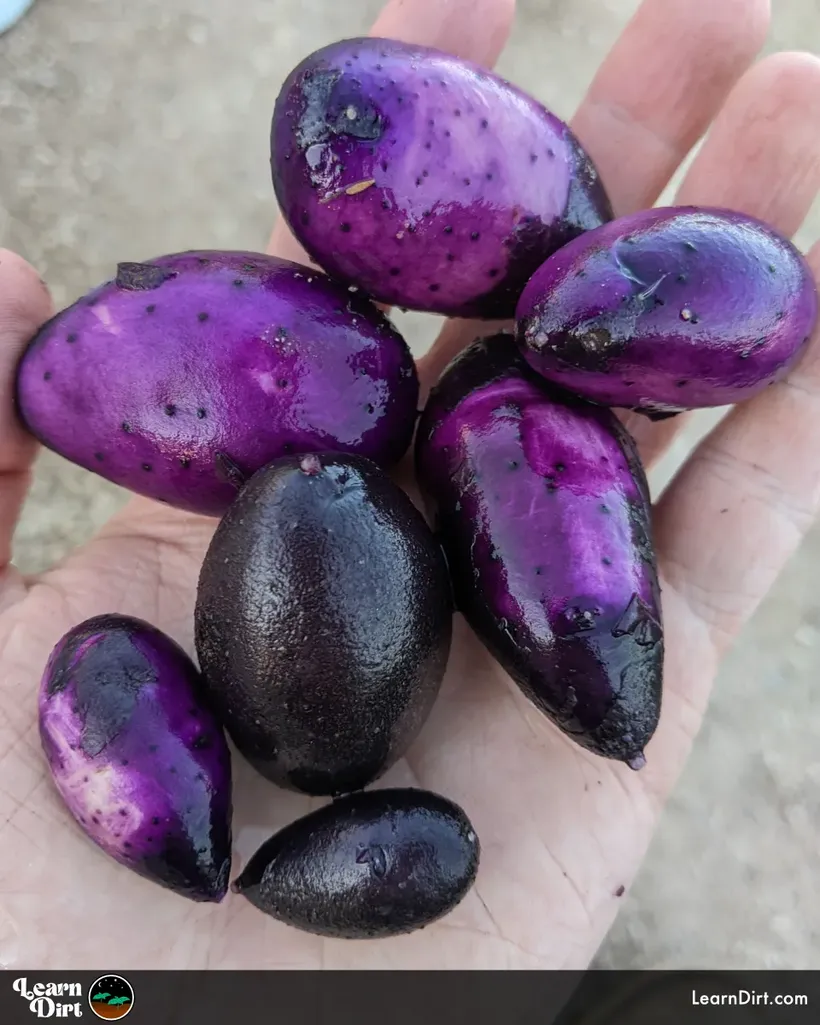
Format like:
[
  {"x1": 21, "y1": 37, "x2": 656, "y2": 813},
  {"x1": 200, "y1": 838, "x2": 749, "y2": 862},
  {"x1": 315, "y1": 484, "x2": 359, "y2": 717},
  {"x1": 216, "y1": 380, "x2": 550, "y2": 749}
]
[{"x1": 1, "y1": 970, "x2": 815, "y2": 1024}]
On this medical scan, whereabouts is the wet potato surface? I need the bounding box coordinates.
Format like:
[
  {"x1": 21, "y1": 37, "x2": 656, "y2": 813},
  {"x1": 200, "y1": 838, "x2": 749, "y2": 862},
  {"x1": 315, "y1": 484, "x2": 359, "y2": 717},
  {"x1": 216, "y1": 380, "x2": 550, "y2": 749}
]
[
  {"x1": 38, "y1": 615, "x2": 233, "y2": 903},
  {"x1": 194, "y1": 452, "x2": 453, "y2": 797},
  {"x1": 416, "y1": 335, "x2": 663, "y2": 766},
  {"x1": 516, "y1": 207, "x2": 819, "y2": 416},
  {"x1": 272, "y1": 37, "x2": 612, "y2": 318},
  {"x1": 233, "y1": 788, "x2": 480, "y2": 939},
  {"x1": 16, "y1": 251, "x2": 419, "y2": 516}
]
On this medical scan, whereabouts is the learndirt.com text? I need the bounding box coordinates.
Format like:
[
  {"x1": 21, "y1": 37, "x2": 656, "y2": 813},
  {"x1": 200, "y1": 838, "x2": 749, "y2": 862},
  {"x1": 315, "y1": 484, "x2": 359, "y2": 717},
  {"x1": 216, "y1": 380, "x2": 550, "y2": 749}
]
[{"x1": 692, "y1": 989, "x2": 809, "y2": 1007}]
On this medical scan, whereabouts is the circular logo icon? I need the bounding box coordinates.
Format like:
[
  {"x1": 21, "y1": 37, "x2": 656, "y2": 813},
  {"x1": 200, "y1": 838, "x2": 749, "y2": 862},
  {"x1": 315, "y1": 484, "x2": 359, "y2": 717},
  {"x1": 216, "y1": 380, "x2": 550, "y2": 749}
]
[{"x1": 88, "y1": 975, "x2": 134, "y2": 1020}]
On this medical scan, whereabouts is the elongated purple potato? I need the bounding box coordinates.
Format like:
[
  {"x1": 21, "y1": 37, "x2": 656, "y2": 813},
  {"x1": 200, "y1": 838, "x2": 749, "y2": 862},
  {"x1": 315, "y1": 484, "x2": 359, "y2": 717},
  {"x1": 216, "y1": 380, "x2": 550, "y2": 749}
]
[
  {"x1": 38, "y1": 614, "x2": 232, "y2": 902},
  {"x1": 516, "y1": 207, "x2": 818, "y2": 417},
  {"x1": 16, "y1": 251, "x2": 418, "y2": 515},
  {"x1": 416, "y1": 334, "x2": 663, "y2": 766},
  {"x1": 271, "y1": 38, "x2": 612, "y2": 318}
]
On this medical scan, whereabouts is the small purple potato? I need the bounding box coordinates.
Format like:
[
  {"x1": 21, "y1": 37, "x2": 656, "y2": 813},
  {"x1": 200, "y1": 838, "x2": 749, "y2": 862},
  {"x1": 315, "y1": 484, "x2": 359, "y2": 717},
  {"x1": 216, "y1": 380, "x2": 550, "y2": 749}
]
[
  {"x1": 38, "y1": 614, "x2": 232, "y2": 902},
  {"x1": 416, "y1": 334, "x2": 663, "y2": 767},
  {"x1": 16, "y1": 251, "x2": 418, "y2": 516},
  {"x1": 271, "y1": 37, "x2": 612, "y2": 318},
  {"x1": 516, "y1": 206, "x2": 819, "y2": 417},
  {"x1": 232, "y1": 788, "x2": 479, "y2": 938}
]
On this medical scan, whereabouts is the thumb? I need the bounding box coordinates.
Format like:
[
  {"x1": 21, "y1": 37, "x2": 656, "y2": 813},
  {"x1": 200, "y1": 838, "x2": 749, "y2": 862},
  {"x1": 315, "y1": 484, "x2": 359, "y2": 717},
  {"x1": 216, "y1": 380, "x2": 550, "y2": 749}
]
[{"x1": 0, "y1": 249, "x2": 53, "y2": 576}]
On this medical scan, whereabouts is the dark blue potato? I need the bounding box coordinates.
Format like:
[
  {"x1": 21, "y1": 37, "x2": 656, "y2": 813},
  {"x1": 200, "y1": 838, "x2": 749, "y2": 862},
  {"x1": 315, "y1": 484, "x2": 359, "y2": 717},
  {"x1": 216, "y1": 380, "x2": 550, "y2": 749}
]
[
  {"x1": 194, "y1": 453, "x2": 453, "y2": 796},
  {"x1": 416, "y1": 334, "x2": 663, "y2": 767},
  {"x1": 232, "y1": 788, "x2": 480, "y2": 938},
  {"x1": 516, "y1": 206, "x2": 819, "y2": 418},
  {"x1": 271, "y1": 37, "x2": 612, "y2": 318},
  {"x1": 38, "y1": 615, "x2": 232, "y2": 902}
]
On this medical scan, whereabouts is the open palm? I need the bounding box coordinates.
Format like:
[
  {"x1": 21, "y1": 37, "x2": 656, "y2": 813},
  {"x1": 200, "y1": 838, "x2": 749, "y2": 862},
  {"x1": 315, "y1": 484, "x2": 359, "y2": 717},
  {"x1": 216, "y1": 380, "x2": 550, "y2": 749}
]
[{"x1": 1, "y1": 0, "x2": 819, "y2": 969}]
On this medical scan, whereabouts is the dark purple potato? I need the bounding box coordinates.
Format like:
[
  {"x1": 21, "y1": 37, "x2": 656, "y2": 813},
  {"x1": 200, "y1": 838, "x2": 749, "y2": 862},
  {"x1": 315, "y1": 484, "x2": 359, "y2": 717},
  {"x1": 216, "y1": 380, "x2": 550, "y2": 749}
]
[
  {"x1": 516, "y1": 206, "x2": 819, "y2": 418},
  {"x1": 271, "y1": 37, "x2": 612, "y2": 318},
  {"x1": 194, "y1": 452, "x2": 452, "y2": 796},
  {"x1": 232, "y1": 788, "x2": 479, "y2": 938},
  {"x1": 415, "y1": 334, "x2": 663, "y2": 767},
  {"x1": 38, "y1": 614, "x2": 232, "y2": 902},
  {"x1": 16, "y1": 251, "x2": 418, "y2": 516}
]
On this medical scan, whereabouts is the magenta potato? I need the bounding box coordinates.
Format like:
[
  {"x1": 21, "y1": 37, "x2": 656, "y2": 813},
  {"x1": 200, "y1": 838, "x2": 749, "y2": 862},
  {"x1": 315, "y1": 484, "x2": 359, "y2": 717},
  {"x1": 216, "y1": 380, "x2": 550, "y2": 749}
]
[
  {"x1": 194, "y1": 452, "x2": 453, "y2": 796},
  {"x1": 232, "y1": 788, "x2": 479, "y2": 938},
  {"x1": 271, "y1": 37, "x2": 612, "y2": 318},
  {"x1": 516, "y1": 206, "x2": 819, "y2": 418},
  {"x1": 38, "y1": 614, "x2": 232, "y2": 902},
  {"x1": 15, "y1": 251, "x2": 418, "y2": 516},
  {"x1": 415, "y1": 334, "x2": 663, "y2": 767}
]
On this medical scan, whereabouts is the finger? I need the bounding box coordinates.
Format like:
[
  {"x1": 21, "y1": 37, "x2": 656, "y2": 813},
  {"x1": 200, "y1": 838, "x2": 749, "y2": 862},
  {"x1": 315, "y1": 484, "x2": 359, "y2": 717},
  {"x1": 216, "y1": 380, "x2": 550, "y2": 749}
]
[
  {"x1": 655, "y1": 239, "x2": 820, "y2": 654},
  {"x1": 421, "y1": 0, "x2": 769, "y2": 395},
  {"x1": 678, "y1": 52, "x2": 820, "y2": 231},
  {"x1": 370, "y1": 0, "x2": 515, "y2": 64},
  {"x1": 572, "y1": 0, "x2": 770, "y2": 217},
  {"x1": 0, "y1": 250, "x2": 52, "y2": 575},
  {"x1": 628, "y1": 52, "x2": 820, "y2": 467},
  {"x1": 267, "y1": 0, "x2": 517, "y2": 263}
]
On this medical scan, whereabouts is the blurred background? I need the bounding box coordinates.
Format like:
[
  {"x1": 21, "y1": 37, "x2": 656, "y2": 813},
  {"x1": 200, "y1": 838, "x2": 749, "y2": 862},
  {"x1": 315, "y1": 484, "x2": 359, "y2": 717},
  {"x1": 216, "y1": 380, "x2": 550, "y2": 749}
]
[{"x1": 2, "y1": 0, "x2": 819, "y2": 968}]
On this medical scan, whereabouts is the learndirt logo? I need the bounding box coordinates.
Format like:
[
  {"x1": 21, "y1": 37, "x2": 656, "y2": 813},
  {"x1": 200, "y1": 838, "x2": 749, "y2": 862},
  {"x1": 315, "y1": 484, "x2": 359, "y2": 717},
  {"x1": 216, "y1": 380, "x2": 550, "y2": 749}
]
[
  {"x1": 12, "y1": 975, "x2": 134, "y2": 1019},
  {"x1": 88, "y1": 977, "x2": 134, "y2": 1020}
]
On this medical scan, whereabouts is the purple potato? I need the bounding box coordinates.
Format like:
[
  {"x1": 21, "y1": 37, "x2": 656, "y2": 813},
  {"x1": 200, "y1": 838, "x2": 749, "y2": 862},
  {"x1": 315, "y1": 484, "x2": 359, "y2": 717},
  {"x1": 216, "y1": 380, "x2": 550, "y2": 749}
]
[
  {"x1": 415, "y1": 334, "x2": 663, "y2": 767},
  {"x1": 38, "y1": 614, "x2": 232, "y2": 902},
  {"x1": 232, "y1": 788, "x2": 479, "y2": 938},
  {"x1": 516, "y1": 206, "x2": 819, "y2": 418},
  {"x1": 271, "y1": 37, "x2": 612, "y2": 318},
  {"x1": 194, "y1": 452, "x2": 452, "y2": 796},
  {"x1": 16, "y1": 251, "x2": 418, "y2": 516}
]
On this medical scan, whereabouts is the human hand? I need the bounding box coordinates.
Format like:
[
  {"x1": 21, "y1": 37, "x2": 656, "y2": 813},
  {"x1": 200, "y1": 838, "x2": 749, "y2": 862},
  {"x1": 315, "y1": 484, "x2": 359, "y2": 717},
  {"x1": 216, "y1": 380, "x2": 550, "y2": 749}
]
[{"x1": 1, "y1": 0, "x2": 818, "y2": 969}]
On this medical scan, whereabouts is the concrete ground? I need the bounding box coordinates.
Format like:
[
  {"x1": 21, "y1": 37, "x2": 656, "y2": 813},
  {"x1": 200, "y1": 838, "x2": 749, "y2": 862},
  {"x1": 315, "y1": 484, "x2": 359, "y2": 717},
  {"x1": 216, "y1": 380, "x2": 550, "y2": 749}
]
[{"x1": 1, "y1": 0, "x2": 819, "y2": 968}]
